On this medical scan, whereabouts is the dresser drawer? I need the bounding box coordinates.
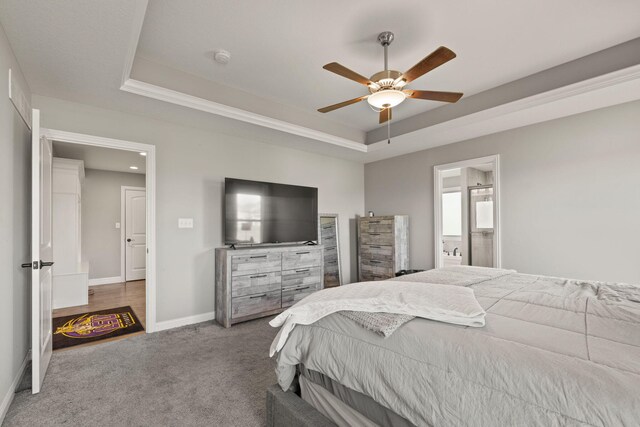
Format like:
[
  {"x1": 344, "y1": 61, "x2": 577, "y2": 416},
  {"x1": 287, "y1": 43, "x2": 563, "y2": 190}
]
[
  {"x1": 360, "y1": 244, "x2": 393, "y2": 260},
  {"x1": 360, "y1": 263, "x2": 394, "y2": 280},
  {"x1": 360, "y1": 232, "x2": 394, "y2": 246},
  {"x1": 231, "y1": 271, "x2": 281, "y2": 298},
  {"x1": 360, "y1": 219, "x2": 394, "y2": 234},
  {"x1": 231, "y1": 253, "x2": 281, "y2": 277},
  {"x1": 360, "y1": 271, "x2": 390, "y2": 281},
  {"x1": 282, "y1": 266, "x2": 322, "y2": 288},
  {"x1": 282, "y1": 283, "x2": 319, "y2": 308},
  {"x1": 282, "y1": 249, "x2": 322, "y2": 270},
  {"x1": 231, "y1": 290, "x2": 281, "y2": 319},
  {"x1": 361, "y1": 258, "x2": 394, "y2": 269}
]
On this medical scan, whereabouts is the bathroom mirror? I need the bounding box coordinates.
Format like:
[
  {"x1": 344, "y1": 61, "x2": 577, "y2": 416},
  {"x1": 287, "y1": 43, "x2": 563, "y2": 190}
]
[{"x1": 318, "y1": 214, "x2": 342, "y2": 287}]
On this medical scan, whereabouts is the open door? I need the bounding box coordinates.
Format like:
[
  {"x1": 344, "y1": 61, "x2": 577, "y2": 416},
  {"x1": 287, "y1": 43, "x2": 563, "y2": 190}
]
[{"x1": 31, "y1": 109, "x2": 54, "y2": 393}]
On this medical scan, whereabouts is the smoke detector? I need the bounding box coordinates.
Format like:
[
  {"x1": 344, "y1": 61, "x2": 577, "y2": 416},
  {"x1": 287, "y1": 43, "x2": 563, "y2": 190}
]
[{"x1": 213, "y1": 49, "x2": 231, "y2": 64}]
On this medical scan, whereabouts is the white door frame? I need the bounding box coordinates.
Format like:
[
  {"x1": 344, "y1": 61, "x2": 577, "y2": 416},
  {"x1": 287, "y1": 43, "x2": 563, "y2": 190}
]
[
  {"x1": 121, "y1": 186, "x2": 146, "y2": 282},
  {"x1": 41, "y1": 128, "x2": 158, "y2": 333},
  {"x1": 433, "y1": 154, "x2": 501, "y2": 270}
]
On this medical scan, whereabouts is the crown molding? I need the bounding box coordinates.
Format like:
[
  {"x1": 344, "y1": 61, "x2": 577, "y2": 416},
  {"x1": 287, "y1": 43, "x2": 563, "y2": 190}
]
[
  {"x1": 118, "y1": 8, "x2": 640, "y2": 162},
  {"x1": 118, "y1": 1, "x2": 367, "y2": 153},
  {"x1": 121, "y1": 0, "x2": 149, "y2": 87},
  {"x1": 364, "y1": 63, "x2": 640, "y2": 163},
  {"x1": 120, "y1": 78, "x2": 367, "y2": 152}
]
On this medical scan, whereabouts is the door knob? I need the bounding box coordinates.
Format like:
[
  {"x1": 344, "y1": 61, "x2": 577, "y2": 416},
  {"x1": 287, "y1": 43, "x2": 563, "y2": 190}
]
[
  {"x1": 127, "y1": 238, "x2": 132, "y2": 242},
  {"x1": 39, "y1": 261, "x2": 54, "y2": 268},
  {"x1": 21, "y1": 262, "x2": 36, "y2": 269}
]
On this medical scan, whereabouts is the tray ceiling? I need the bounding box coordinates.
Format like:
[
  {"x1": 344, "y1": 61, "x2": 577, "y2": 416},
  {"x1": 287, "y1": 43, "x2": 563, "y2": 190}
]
[{"x1": 136, "y1": 0, "x2": 640, "y2": 132}]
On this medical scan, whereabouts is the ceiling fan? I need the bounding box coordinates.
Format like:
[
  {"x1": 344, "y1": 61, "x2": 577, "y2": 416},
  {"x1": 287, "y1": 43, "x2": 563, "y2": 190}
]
[{"x1": 318, "y1": 31, "x2": 463, "y2": 125}]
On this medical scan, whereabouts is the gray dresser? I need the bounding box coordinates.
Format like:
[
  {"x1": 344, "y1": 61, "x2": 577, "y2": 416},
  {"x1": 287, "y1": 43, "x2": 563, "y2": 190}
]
[
  {"x1": 358, "y1": 215, "x2": 409, "y2": 281},
  {"x1": 215, "y1": 245, "x2": 324, "y2": 327}
]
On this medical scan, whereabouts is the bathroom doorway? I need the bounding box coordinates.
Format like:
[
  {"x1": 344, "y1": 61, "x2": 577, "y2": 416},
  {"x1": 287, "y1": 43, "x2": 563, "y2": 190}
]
[{"x1": 434, "y1": 155, "x2": 501, "y2": 269}]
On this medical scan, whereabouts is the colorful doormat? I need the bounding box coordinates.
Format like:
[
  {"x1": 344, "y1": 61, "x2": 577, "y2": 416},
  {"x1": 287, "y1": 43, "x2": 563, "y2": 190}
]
[{"x1": 52, "y1": 306, "x2": 144, "y2": 350}]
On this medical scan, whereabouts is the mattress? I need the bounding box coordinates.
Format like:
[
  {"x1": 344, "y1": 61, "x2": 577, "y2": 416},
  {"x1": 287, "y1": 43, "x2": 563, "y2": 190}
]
[
  {"x1": 299, "y1": 365, "x2": 414, "y2": 427},
  {"x1": 274, "y1": 266, "x2": 640, "y2": 426}
]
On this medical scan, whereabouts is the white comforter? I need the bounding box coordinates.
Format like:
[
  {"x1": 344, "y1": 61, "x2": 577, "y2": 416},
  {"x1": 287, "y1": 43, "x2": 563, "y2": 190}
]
[{"x1": 269, "y1": 280, "x2": 485, "y2": 356}]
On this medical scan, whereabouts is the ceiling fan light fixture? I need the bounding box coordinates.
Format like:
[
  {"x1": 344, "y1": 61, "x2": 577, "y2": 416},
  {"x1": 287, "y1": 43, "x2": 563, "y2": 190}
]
[
  {"x1": 367, "y1": 89, "x2": 406, "y2": 109},
  {"x1": 316, "y1": 32, "x2": 463, "y2": 121}
]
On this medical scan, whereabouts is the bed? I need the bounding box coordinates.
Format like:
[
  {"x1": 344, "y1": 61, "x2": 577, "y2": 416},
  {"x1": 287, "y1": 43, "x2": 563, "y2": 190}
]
[{"x1": 269, "y1": 266, "x2": 640, "y2": 426}]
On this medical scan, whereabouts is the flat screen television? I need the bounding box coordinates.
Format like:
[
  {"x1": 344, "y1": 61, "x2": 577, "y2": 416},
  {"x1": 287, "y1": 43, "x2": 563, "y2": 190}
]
[{"x1": 224, "y1": 178, "x2": 318, "y2": 245}]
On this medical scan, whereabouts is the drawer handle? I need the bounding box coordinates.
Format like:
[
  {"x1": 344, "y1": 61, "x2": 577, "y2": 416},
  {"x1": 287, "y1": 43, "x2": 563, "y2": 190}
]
[
  {"x1": 250, "y1": 255, "x2": 267, "y2": 259},
  {"x1": 369, "y1": 233, "x2": 380, "y2": 236},
  {"x1": 327, "y1": 261, "x2": 337, "y2": 264},
  {"x1": 370, "y1": 245, "x2": 381, "y2": 249},
  {"x1": 295, "y1": 286, "x2": 310, "y2": 291},
  {"x1": 296, "y1": 269, "x2": 310, "y2": 273},
  {"x1": 296, "y1": 251, "x2": 310, "y2": 255},
  {"x1": 325, "y1": 236, "x2": 334, "y2": 240},
  {"x1": 369, "y1": 221, "x2": 381, "y2": 224},
  {"x1": 250, "y1": 294, "x2": 267, "y2": 299},
  {"x1": 250, "y1": 274, "x2": 267, "y2": 278},
  {"x1": 322, "y1": 225, "x2": 333, "y2": 229},
  {"x1": 370, "y1": 260, "x2": 381, "y2": 264}
]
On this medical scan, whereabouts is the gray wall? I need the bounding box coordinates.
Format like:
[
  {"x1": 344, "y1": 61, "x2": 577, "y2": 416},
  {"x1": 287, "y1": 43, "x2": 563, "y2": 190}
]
[
  {"x1": 365, "y1": 100, "x2": 640, "y2": 284},
  {"x1": 0, "y1": 24, "x2": 30, "y2": 418},
  {"x1": 33, "y1": 95, "x2": 365, "y2": 323},
  {"x1": 82, "y1": 169, "x2": 146, "y2": 280}
]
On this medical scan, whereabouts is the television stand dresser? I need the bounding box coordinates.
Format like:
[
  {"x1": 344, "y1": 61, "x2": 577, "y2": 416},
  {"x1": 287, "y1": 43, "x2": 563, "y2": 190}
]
[{"x1": 215, "y1": 244, "x2": 324, "y2": 327}]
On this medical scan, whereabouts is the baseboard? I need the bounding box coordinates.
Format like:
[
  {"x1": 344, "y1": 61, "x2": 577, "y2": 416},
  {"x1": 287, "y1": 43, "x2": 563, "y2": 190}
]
[
  {"x1": 154, "y1": 311, "x2": 217, "y2": 332},
  {"x1": 0, "y1": 350, "x2": 30, "y2": 424},
  {"x1": 88, "y1": 276, "x2": 123, "y2": 286}
]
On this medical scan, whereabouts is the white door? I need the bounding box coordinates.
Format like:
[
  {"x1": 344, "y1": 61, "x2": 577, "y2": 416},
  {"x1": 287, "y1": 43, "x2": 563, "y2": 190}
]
[
  {"x1": 125, "y1": 188, "x2": 146, "y2": 281},
  {"x1": 31, "y1": 109, "x2": 53, "y2": 394}
]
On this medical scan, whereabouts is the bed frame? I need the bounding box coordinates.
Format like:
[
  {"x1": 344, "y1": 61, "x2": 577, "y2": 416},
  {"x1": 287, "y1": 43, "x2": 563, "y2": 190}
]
[{"x1": 266, "y1": 384, "x2": 337, "y2": 427}]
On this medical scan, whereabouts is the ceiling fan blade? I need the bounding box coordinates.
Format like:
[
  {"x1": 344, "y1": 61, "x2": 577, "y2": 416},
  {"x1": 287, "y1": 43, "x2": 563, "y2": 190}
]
[
  {"x1": 404, "y1": 90, "x2": 463, "y2": 103},
  {"x1": 318, "y1": 95, "x2": 368, "y2": 113},
  {"x1": 323, "y1": 62, "x2": 371, "y2": 86},
  {"x1": 402, "y1": 46, "x2": 456, "y2": 84},
  {"x1": 379, "y1": 107, "x2": 392, "y2": 124}
]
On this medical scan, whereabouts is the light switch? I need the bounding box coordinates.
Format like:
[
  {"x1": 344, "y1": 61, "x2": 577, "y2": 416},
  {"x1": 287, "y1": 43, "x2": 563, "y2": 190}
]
[
  {"x1": 115, "y1": 222, "x2": 121, "y2": 229},
  {"x1": 178, "y1": 218, "x2": 194, "y2": 229}
]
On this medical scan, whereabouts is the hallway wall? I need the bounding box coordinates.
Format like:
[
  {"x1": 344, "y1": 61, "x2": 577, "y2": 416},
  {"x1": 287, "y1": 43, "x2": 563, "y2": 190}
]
[
  {"x1": 0, "y1": 22, "x2": 31, "y2": 421},
  {"x1": 82, "y1": 169, "x2": 146, "y2": 281}
]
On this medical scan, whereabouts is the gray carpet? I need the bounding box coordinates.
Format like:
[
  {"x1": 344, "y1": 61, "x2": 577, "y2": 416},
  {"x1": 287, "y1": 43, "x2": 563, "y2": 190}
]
[{"x1": 4, "y1": 318, "x2": 277, "y2": 426}]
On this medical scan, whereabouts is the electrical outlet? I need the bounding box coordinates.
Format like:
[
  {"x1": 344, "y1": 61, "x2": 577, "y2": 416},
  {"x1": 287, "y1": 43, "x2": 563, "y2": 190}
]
[
  {"x1": 178, "y1": 218, "x2": 194, "y2": 229},
  {"x1": 115, "y1": 222, "x2": 121, "y2": 229}
]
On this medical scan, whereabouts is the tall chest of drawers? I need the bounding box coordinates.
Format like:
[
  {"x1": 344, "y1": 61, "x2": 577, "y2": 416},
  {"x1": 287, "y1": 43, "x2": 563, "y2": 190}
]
[
  {"x1": 215, "y1": 245, "x2": 323, "y2": 327},
  {"x1": 358, "y1": 215, "x2": 409, "y2": 281}
]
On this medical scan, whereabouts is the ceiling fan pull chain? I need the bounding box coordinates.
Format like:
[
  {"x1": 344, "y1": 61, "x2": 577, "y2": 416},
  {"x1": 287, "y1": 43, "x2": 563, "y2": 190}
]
[{"x1": 387, "y1": 117, "x2": 391, "y2": 144}]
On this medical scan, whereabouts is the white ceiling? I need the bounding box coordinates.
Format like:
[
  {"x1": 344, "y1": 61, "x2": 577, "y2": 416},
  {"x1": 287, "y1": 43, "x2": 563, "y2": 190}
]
[
  {"x1": 1, "y1": 0, "x2": 640, "y2": 162},
  {"x1": 137, "y1": 0, "x2": 640, "y2": 132},
  {"x1": 53, "y1": 141, "x2": 146, "y2": 174},
  {"x1": 0, "y1": 1, "x2": 138, "y2": 103}
]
